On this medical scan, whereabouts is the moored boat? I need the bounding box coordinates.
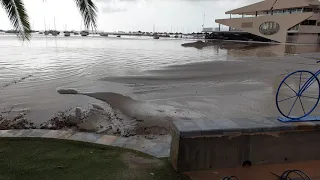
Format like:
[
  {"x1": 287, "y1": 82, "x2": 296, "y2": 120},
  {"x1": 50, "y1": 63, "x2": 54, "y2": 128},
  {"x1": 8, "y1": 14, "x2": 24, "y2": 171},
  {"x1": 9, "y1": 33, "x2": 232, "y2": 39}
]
[
  {"x1": 80, "y1": 31, "x2": 89, "y2": 36},
  {"x1": 100, "y1": 32, "x2": 109, "y2": 37},
  {"x1": 64, "y1": 32, "x2": 71, "y2": 37}
]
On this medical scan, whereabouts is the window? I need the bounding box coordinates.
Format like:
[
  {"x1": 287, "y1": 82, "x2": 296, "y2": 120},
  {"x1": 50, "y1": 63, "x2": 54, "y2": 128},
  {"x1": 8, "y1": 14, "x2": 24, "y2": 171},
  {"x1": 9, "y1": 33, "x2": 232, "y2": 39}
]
[
  {"x1": 259, "y1": 21, "x2": 280, "y2": 35},
  {"x1": 283, "y1": 9, "x2": 290, "y2": 14},
  {"x1": 303, "y1": 8, "x2": 313, "y2": 12},
  {"x1": 273, "y1": 10, "x2": 283, "y2": 15},
  {"x1": 291, "y1": 8, "x2": 303, "y2": 14},
  {"x1": 317, "y1": 22, "x2": 320, "y2": 26},
  {"x1": 301, "y1": 20, "x2": 316, "y2": 26}
]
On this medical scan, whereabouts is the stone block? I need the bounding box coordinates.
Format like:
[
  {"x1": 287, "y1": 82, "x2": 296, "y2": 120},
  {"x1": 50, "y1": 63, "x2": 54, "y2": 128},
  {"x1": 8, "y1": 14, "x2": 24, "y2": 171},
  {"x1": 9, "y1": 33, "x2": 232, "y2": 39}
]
[
  {"x1": 210, "y1": 119, "x2": 242, "y2": 134},
  {"x1": 0, "y1": 130, "x2": 9, "y2": 136},
  {"x1": 1, "y1": 130, "x2": 33, "y2": 137},
  {"x1": 95, "y1": 135, "x2": 118, "y2": 145},
  {"x1": 69, "y1": 132, "x2": 102, "y2": 143},
  {"x1": 173, "y1": 120, "x2": 201, "y2": 137},
  {"x1": 28, "y1": 130, "x2": 50, "y2": 137},
  {"x1": 42, "y1": 130, "x2": 72, "y2": 139},
  {"x1": 111, "y1": 137, "x2": 130, "y2": 147},
  {"x1": 191, "y1": 119, "x2": 222, "y2": 136},
  {"x1": 58, "y1": 131, "x2": 75, "y2": 139}
]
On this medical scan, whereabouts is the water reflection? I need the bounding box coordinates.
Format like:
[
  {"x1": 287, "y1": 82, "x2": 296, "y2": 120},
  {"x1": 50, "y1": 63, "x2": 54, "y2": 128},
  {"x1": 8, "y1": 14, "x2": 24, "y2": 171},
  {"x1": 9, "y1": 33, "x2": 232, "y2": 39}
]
[
  {"x1": 182, "y1": 40, "x2": 320, "y2": 57},
  {"x1": 225, "y1": 43, "x2": 320, "y2": 57}
]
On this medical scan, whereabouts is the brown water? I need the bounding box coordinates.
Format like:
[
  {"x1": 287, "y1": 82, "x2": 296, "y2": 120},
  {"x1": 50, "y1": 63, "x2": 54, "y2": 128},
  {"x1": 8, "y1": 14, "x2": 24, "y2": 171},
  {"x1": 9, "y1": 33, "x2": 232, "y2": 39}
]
[{"x1": 0, "y1": 33, "x2": 319, "y2": 128}]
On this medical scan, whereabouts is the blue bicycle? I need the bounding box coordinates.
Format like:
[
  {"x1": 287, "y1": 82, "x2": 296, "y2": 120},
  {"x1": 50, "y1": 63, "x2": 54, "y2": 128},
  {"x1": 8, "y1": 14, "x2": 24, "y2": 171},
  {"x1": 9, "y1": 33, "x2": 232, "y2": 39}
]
[{"x1": 276, "y1": 62, "x2": 320, "y2": 120}]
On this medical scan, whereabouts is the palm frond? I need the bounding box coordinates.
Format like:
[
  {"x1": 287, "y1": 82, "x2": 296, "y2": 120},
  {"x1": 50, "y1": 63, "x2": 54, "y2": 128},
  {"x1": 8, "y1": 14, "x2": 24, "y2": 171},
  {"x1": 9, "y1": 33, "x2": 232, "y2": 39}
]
[
  {"x1": 1, "y1": 0, "x2": 31, "y2": 40},
  {"x1": 74, "y1": 0, "x2": 97, "y2": 30}
]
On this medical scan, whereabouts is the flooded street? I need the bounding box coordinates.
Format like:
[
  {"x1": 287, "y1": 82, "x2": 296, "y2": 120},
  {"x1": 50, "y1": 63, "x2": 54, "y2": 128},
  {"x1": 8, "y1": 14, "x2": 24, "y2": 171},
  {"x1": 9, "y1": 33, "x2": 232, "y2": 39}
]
[{"x1": 0, "y1": 34, "x2": 320, "y2": 135}]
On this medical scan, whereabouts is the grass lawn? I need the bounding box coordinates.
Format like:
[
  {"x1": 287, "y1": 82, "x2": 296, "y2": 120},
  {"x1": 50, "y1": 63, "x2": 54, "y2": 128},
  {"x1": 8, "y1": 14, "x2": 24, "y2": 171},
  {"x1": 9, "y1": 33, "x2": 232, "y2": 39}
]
[{"x1": 0, "y1": 138, "x2": 189, "y2": 180}]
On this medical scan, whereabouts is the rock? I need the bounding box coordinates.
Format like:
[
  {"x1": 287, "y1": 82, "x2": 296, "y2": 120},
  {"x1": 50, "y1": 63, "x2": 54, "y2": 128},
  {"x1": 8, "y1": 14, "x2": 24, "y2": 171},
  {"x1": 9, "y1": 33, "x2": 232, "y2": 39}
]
[
  {"x1": 75, "y1": 107, "x2": 83, "y2": 118},
  {"x1": 92, "y1": 104, "x2": 104, "y2": 110},
  {"x1": 57, "y1": 89, "x2": 78, "y2": 94}
]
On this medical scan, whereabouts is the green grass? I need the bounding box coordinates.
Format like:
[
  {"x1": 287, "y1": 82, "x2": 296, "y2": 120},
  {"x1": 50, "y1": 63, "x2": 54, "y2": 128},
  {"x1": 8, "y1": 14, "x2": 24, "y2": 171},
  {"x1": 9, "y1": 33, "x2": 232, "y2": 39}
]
[{"x1": 0, "y1": 138, "x2": 189, "y2": 180}]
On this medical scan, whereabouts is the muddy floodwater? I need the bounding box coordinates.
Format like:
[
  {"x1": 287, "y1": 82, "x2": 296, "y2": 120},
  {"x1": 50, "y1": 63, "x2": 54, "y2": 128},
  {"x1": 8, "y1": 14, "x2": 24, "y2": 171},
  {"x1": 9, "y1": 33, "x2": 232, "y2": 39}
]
[{"x1": 0, "y1": 34, "x2": 319, "y2": 136}]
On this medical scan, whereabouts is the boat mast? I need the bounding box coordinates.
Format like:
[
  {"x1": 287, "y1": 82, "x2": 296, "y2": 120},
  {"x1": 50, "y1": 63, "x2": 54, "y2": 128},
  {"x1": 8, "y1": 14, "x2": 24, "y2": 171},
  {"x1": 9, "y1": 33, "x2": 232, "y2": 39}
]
[
  {"x1": 80, "y1": 20, "x2": 83, "y2": 31},
  {"x1": 202, "y1": 12, "x2": 206, "y2": 30},
  {"x1": 54, "y1": 18, "x2": 56, "y2": 31},
  {"x1": 44, "y1": 17, "x2": 46, "y2": 31}
]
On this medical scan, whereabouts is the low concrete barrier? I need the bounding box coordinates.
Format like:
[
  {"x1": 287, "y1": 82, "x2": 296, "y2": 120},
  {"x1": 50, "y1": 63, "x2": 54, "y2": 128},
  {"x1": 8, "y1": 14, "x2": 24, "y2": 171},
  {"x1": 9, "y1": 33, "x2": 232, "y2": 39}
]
[{"x1": 170, "y1": 117, "x2": 320, "y2": 172}]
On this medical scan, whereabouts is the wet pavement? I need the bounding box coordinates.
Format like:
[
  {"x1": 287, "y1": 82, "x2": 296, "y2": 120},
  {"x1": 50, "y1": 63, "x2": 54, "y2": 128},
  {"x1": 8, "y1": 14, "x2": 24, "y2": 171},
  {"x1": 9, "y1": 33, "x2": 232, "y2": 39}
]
[{"x1": 100, "y1": 53, "x2": 320, "y2": 125}]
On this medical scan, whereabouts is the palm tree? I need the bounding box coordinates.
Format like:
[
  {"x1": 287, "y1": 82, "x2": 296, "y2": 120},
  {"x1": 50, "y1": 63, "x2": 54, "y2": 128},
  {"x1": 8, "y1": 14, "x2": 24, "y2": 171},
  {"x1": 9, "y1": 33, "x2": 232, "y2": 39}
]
[{"x1": 0, "y1": 0, "x2": 97, "y2": 40}]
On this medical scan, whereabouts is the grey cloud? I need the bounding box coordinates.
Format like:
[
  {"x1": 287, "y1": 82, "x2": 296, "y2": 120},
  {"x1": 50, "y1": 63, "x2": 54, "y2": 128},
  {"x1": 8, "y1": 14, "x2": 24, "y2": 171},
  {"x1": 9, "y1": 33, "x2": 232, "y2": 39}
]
[
  {"x1": 95, "y1": 0, "x2": 139, "y2": 13},
  {"x1": 95, "y1": 0, "x2": 260, "y2": 14},
  {"x1": 102, "y1": 6, "x2": 127, "y2": 13}
]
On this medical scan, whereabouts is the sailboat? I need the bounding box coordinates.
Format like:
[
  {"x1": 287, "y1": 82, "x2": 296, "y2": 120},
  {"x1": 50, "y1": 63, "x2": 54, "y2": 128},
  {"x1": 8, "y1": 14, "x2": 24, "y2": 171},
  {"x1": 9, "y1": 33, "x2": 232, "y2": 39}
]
[
  {"x1": 51, "y1": 18, "x2": 59, "y2": 36},
  {"x1": 99, "y1": 32, "x2": 108, "y2": 37},
  {"x1": 153, "y1": 25, "x2": 160, "y2": 39},
  {"x1": 80, "y1": 31, "x2": 89, "y2": 36},
  {"x1": 64, "y1": 24, "x2": 70, "y2": 37},
  {"x1": 64, "y1": 32, "x2": 70, "y2": 37},
  {"x1": 79, "y1": 20, "x2": 89, "y2": 37},
  {"x1": 44, "y1": 18, "x2": 49, "y2": 35}
]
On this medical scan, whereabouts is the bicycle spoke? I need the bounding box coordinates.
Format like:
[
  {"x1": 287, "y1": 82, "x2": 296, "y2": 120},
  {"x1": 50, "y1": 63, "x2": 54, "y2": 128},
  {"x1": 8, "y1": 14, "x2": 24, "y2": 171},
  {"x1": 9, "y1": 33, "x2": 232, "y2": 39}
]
[
  {"x1": 298, "y1": 97, "x2": 305, "y2": 115},
  {"x1": 301, "y1": 95, "x2": 318, "y2": 100},
  {"x1": 284, "y1": 82, "x2": 297, "y2": 94},
  {"x1": 288, "y1": 97, "x2": 298, "y2": 117},
  {"x1": 299, "y1": 72, "x2": 302, "y2": 89},
  {"x1": 278, "y1": 95, "x2": 296, "y2": 103}
]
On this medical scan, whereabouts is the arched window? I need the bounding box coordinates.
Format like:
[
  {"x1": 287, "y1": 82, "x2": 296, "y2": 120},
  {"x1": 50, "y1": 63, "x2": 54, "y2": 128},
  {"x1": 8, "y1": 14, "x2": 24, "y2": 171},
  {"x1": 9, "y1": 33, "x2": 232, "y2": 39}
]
[{"x1": 259, "y1": 21, "x2": 280, "y2": 35}]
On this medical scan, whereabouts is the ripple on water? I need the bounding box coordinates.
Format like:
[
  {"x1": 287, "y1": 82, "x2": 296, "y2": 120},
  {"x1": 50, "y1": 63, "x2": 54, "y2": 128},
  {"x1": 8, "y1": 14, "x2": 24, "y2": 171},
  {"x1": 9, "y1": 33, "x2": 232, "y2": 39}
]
[{"x1": 0, "y1": 35, "x2": 319, "y2": 124}]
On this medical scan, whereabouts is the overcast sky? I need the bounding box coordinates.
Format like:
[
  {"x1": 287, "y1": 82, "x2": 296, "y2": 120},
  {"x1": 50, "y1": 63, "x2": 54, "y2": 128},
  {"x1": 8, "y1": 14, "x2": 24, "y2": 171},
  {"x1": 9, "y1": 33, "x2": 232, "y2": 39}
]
[{"x1": 0, "y1": 0, "x2": 259, "y2": 33}]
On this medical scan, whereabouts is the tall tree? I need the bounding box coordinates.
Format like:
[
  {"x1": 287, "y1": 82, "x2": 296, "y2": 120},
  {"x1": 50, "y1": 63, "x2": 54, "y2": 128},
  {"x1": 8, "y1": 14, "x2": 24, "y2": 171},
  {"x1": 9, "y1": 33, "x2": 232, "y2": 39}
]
[{"x1": 0, "y1": 0, "x2": 97, "y2": 40}]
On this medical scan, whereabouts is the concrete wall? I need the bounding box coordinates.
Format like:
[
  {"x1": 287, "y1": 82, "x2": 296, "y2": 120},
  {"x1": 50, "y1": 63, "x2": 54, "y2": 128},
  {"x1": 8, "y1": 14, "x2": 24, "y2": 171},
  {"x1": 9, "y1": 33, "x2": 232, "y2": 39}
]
[
  {"x1": 171, "y1": 130, "x2": 320, "y2": 172},
  {"x1": 307, "y1": 14, "x2": 320, "y2": 20},
  {"x1": 296, "y1": 34, "x2": 319, "y2": 44},
  {"x1": 299, "y1": 25, "x2": 320, "y2": 33}
]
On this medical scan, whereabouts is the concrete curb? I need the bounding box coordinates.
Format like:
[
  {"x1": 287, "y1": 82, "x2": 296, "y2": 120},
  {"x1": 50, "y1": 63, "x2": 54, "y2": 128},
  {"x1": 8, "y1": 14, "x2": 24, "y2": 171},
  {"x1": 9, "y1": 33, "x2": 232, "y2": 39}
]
[{"x1": 0, "y1": 129, "x2": 171, "y2": 158}]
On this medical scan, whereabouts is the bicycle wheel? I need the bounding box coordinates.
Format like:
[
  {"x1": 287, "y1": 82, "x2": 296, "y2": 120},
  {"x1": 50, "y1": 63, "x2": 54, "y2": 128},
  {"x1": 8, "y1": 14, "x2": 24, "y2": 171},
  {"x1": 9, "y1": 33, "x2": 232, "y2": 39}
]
[{"x1": 276, "y1": 70, "x2": 320, "y2": 120}]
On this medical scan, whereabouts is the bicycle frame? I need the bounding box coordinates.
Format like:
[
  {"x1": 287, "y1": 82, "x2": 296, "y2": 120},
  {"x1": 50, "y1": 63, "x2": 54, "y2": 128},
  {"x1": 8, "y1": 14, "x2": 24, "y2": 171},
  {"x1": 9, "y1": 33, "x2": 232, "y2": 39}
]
[{"x1": 298, "y1": 69, "x2": 320, "y2": 95}]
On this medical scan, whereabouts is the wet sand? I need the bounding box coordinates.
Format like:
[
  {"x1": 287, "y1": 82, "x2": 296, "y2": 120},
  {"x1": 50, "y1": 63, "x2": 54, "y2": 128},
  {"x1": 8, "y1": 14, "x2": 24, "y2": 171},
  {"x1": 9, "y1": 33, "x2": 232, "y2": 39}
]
[
  {"x1": 57, "y1": 52, "x2": 320, "y2": 136},
  {"x1": 99, "y1": 53, "x2": 320, "y2": 120}
]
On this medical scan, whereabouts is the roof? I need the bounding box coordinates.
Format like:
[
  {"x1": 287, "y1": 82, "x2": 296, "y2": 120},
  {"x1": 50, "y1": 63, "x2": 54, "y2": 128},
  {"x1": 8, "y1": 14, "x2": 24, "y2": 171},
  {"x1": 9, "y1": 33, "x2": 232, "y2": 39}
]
[{"x1": 226, "y1": 0, "x2": 320, "y2": 14}]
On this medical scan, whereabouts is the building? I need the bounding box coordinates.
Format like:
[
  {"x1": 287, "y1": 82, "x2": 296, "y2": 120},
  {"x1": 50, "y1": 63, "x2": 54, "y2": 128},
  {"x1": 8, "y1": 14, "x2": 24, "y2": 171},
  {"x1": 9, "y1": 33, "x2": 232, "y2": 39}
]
[
  {"x1": 202, "y1": 27, "x2": 214, "y2": 32},
  {"x1": 215, "y1": 0, "x2": 320, "y2": 44}
]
